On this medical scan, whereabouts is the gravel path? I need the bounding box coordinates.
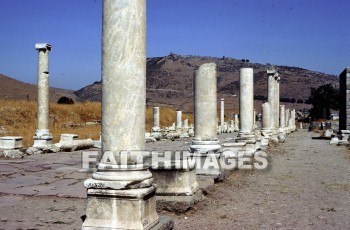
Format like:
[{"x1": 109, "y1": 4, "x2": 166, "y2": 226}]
[
  {"x1": 0, "y1": 129, "x2": 349, "y2": 229},
  {"x1": 168, "y1": 130, "x2": 350, "y2": 229}
]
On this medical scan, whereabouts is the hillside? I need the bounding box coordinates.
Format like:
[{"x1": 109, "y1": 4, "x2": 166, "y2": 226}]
[
  {"x1": 74, "y1": 54, "x2": 338, "y2": 113},
  {"x1": 0, "y1": 74, "x2": 77, "y2": 102}
]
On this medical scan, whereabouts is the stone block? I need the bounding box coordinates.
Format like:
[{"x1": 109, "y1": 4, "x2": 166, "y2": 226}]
[
  {"x1": 83, "y1": 187, "x2": 159, "y2": 230},
  {"x1": 60, "y1": 133, "x2": 78, "y2": 143},
  {"x1": 0, "y1": 136, "x2": 23, "y2": 149}
]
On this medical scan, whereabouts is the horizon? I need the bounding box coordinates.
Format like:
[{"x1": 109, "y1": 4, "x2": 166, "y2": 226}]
[{"x1": 0, "y1": 0, "x2": 349, "y2": 90}]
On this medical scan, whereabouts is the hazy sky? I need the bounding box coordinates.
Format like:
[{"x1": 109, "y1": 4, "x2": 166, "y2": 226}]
[{"x1": 0, "y1": 0, "x2": 349, "y2": 90}]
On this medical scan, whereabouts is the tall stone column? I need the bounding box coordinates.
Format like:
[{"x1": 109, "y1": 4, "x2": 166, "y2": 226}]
[
  {"x1": 291, "y1": 109, "x2": 296, "y2": 131},
  {"x1": 280, "y1": 105, "x2": 285, "y2": 130},
  {"x1": 253, "y1": 109, "x2": 257, "y2": 129},
  {"x1": 261, "y1": 102, "x2": 271, "y2": 130},
  {"x1": 183, "y1": 119, "x2": 189, "y2": 129},
  {"x1": 33, "y1": 43, "x2": 53, "y2": 149},
  {"x1": 152, "y1": 106, "x2": 160, "y2": 132},
  {"x1": 267, "y1": 71, "x2": 276, "y2": 131},
  {"x1": 190, "y1": 63, "x2": 222, "y2": 177},
  {"x1": 237, "y1": 68, "x2": 256, "y2": 152},
  {"x1": 83, "y1": 1, "x2": 161, "y2": 229},
  {"x1": 239, "y1": 68, "x2": 254, "y2": 135},
  {"x1": 285, "y1": 108, "x2": 290, "y2": 133},
  {"x1": 275, "y1": 75, "x2": 280, "y2": 129},
  {"x1": 234, "y1": 114, "x2": 239, "y2": 131},
  {"x1": 220, "y1": 98, "x2": 225, "y2": 126},
  {"x1": 176, "y1": 110, "x2": 182, "y2": 130}
]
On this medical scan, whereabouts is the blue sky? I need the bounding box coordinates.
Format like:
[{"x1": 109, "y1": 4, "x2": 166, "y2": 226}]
[{"x1": 0, "y1": 0, "x2": 349, "y2": 90}]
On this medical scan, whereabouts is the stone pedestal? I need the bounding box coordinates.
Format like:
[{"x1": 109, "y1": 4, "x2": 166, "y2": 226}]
[
  {"x1": 0, "y1": 136, "x2": 24, "y2": 158},
  {"x1": 0, "y1": 136, "x2": 23, "y2": 149},
  {"x1": 59, "y1": 133, "x2": 78, "y2": 143},
  {"x1": 84, "y1": 187, "x2": 158, "y2": 229},
  {"x1": 148, "y1": 153, "x2": 203, "y2": 212}
]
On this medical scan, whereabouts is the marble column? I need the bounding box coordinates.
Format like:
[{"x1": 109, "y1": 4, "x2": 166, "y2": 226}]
[
  {"x1": 280, "y1": 105, "x2": 285, "y2": 130},
  {"x1": 267, "y1": 70, "x2": 276, "y2": 131},
  {"x1": 83, "y1": 1, "x2": 160, "y2": 229},
  {"x1": 33, "y1": 43, "x2": 53, "y2": 149},
  {"x1": 253, "y1": 109, "x2": 257, "y2": 129},
  {"x1": 152, "y1": 106, "x2": 160, "y2": 132},
  {"x1": 190, "y1": 63, "x2": 222, "y2": 178},
  {"x1": 234, "y1": 114, "x2": 239, "y2": 131},
  {"x1": 183, "y1": 119, "x2": 189, "y2": 129},
  {"x1": 275, "y1": 75, "x2": 280, "y2": 129},
  {"x1": 291, "y1": 109, "x2": 296, "y2": 131},
  {"x1": 261, "y1": 102, "x2": 271, "y2": 130},
  {"x1": 237, "y1": 68, "x2": 256, "y2": 153},
  {"x1": 220, "y1": 98, "x2": 225, "y2": 126},
  {"x1": 239, "y1": 68, "x2": 254, "y2": 135},
  {"x1": 176, "y1": 110, "x2": 182, "y2": 130},
  {"x1": 285, "y1": 108, "x2": 290, "y2": 133}
]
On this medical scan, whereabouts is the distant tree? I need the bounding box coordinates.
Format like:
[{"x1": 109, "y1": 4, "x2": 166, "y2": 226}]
[
  {"x1": 309, "y1": 84, "x2": 339, "y2": 120},
  {"x1": 297, "y1": 99, "x2": 304, "y2": 104},
  {"x1": 290, "y1": 98, "x2": 296, "y2": 103},
  {"x1": 57, "y1": 96, "x2": 74, "y2": 104}
]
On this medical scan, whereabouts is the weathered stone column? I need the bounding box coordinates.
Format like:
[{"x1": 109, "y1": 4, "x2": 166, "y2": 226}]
[
  {"x1": 239, "y1": 68, "x2": 254, "y2": 135},
  {"x1": 220, "y1": 98, "x2": 225, "y2": 126},
  {"x1": 253, "y1": 109, "x2": 257, "y2": 129},
  {"x1": 267, "y1": 70, "x2": 276, "y2": 131},
  {"x1": 191, "y1": 63, "x2": 219, "y2": 144},
  {"x1": 275, "y1": 75, "x2": 280, "y2": 129},
  {"x1": 234, "y1": 114, "x2": 239, "y2": 131},
  {"x1": 33, "y1": 43, "x2": 53, "y2": 148},
  {"x1": 285, "y1": 108, "x2": 290, "y2": 133},
  {"x1": 83, "y1": 1, "x2": 164, "y2": 229},
  {"x1": 183, "y1": 119, "x2": 189, "y2": 129},
  {"x1": 152, "y1": 106, "x2": 160, "y2": 132},
  {"x1": 280, "y1": 105, "x2": 285, "y2": 129},
  {"x1": 261, "y1": 102, "x2": 271, "y2": 130},
  {"x1": 190, "y1": 63, "x2": 222, "y2": 179},
  {"x1": 176, "y1": 110, "x2": 182, "y2": 130},
  {"x1": 291, "y1": 109, "x2": 296, "y2": 131}
]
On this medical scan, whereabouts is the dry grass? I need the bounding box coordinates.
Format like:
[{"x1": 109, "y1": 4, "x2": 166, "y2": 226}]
[
  {"x1": 145, "y1": 107, "x2": 193, "y2": 131},
  {"x1": 0, "y1": 100, "x2": 193, "y2": 147}
]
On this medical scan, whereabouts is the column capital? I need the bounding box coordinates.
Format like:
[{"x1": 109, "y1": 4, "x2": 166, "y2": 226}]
[{"x1": 35, "y1": 43, "x2": 52, "y2": 51}]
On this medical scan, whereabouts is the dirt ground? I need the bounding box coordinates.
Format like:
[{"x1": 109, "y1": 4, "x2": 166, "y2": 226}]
[{"x1": 0, "y1": 129, "x2": 350, "y2": 229}]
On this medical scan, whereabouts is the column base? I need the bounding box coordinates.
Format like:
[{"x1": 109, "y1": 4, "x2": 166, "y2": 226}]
[
  {"x1": 189, "y1": 140, "x2": 221, "y2": 154},
  {"x1": 236, "y1": 133, "x2": 256, "y2": 154},
  {"x1": 33, "y1": 129, "x2": 52, "y2": 149},
  {"x1": 156, "y1": 190, "x2": 203, "y2": 213},
  {"x1": 193, "y1": 152, "x2": 225, "y2": 181},
  {"x1": 83, "y1": 186, "x2": 160, "y2": 230},
  {"x1": 33, "y1": 137, "x2": 52, "y2": 149}
]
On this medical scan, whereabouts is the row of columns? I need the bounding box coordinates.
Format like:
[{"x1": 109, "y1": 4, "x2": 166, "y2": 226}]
[{"x1": 32, "y1": 1, "x2": 297, "y2": 228}]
